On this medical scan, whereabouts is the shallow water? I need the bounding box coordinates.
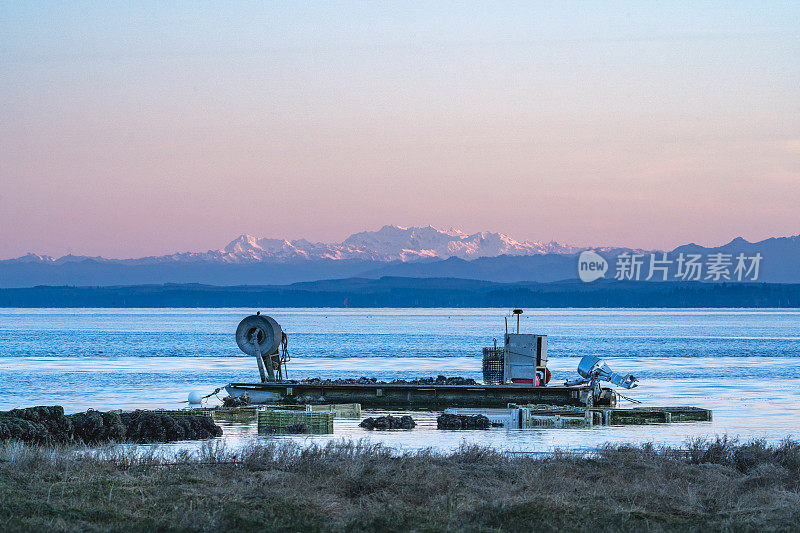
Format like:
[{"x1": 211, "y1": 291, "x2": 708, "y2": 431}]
[{"x1": 1, "y1": 308, "x2": 798, "y2": 452}]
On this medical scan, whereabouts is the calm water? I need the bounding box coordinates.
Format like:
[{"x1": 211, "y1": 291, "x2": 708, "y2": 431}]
[{"x1": 1, "y1": 308, "x2": 798, "y2": 452}]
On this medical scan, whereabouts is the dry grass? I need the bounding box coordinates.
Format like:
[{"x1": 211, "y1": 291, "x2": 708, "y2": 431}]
[{"x1": 1, "y1": 437, "x2": 799, "y2": 532}]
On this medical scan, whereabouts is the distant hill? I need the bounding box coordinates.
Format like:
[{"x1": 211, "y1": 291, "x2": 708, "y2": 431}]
[
  {"x1": 1, "y1": 278, "x2": 798, "y2": 308},
  {"x1": 0, "y1": 258, "x2": 381, "y2": 288},
  {"x1": 360, "y1": 252, "x2": 629, "y2": 283},
  {"x1": 672, "y1": 235, "x2": 800, "y2": 283}
]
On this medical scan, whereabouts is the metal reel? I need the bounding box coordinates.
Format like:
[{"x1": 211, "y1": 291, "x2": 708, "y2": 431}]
[{"x1": 236, "y1": 314, "x2": 282, "y2": 357}]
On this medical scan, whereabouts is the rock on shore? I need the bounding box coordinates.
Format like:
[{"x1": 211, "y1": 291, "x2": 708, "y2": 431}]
[
  {"x1": 299, "y1": 375, "x2": 477, "y2": 386},
  {"x1": 0, "y1": 406, "x2": 222, "y2": 444},
  {"x1": 437, "y1": 413, "x2": 491, "y2": 430},
  {"x1": 359, "y1": 415, "x2": 416, "y2": 430}
]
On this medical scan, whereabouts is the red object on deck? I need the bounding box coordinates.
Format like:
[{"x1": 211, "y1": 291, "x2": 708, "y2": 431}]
[{"x1": 511, "y1": 378, "x2": 539, "y2": 385}]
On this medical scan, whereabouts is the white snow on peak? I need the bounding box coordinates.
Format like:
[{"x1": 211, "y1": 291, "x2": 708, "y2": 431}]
[
  {"x1": 14, "y1": 253, "x2": 55, "y2": 263},
  {"x1": 8, "y1": 225, "x2": 581, "y2": 264},
  {"x1": 199, "y1": 225, "x2": 579, "y2": 263}
]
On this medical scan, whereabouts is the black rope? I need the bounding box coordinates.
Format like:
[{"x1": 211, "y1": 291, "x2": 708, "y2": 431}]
[
  {"x1": 280, "y1": 332, "x2": 290, "y2": 379},
  {"x1": 203, "y1": 387, "x2": 221, "y2": 399},
  {"x1": 616, "y1": 392, "x2": 641, "y2": 404},
  {"x1": 178, "y1": 387, "x2": 222, "y2": 404}
]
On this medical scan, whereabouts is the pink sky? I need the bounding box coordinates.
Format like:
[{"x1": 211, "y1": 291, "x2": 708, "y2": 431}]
[{"x1": 1, "y1": 3, "x2": 798, "y2": 259}]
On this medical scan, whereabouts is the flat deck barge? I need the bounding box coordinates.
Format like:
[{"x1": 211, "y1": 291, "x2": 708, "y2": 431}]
[{"x1": 225, "y1": 382, "x2": 615, "y2": 409}]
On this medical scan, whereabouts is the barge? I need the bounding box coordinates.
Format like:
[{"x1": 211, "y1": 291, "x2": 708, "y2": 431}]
[
  {"x1": 224, "y1": 381, "x2": 616, "y2": 409},
  {"x1": 225, "y1": 310, "x2": 626, "y2": 409}
]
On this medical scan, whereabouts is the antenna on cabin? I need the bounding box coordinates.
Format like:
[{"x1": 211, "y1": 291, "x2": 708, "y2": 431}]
[{"x1": 513, "y1": 309, "x2": 523, "y2": 334}]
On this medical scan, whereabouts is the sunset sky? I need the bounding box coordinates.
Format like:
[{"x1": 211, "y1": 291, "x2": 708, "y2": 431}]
[{"x1": 1, "y1": 2, "x2": 798, "y2": 259}]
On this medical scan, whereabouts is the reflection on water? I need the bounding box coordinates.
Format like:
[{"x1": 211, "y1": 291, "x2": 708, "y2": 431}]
[{"x1": 0, "y1": 308, "x2": 798, "y2": 452}]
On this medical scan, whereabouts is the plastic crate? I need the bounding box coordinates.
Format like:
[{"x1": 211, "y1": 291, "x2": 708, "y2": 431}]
[
  {"x1": 257, "y1": 409, "x2": 334, "y2": 434},
  {"x1": 306, "y1": 403, "x2": 362, "y2": 419}
]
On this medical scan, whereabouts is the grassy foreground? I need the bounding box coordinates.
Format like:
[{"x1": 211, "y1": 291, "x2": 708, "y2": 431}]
[{"x1": 1, "y1": 438, "x2": 799, "y2": 532}]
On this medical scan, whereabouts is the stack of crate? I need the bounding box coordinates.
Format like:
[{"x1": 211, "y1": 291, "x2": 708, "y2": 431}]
[
  {"x1": 257, "y1": 409, "x2": 334, "y2": 434},
  {"x1": 520, "y1": 407, "x2": 588, "y2": 428},
  {"x1": 306, "y1": 403, "x2": 361, "y2": 419},
  {"x1": 210, "y1": 406, "x2": 259, "y2": 423}
]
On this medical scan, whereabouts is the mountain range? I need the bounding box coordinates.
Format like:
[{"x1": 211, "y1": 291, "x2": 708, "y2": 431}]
[
  {"x1": 13, "y1": 225, "x2": 583, "y2": 264},
  {"x1": 1, "y1": 225, "x2": 799, "y2": 287}
]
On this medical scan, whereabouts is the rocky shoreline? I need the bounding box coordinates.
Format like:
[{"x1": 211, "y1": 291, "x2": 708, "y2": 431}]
[{"x1": 0, "y1": 406, "x2": 222, "y2": 444}]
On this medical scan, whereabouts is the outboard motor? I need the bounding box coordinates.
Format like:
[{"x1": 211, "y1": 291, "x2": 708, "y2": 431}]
[{"x1": 566, "y1": 355, "x2": 638, "y2": 389}]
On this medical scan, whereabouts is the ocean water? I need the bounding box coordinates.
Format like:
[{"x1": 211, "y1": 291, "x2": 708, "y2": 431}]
[{"x1": 0, "y1": 308, "x2": 798, "y2": 452}]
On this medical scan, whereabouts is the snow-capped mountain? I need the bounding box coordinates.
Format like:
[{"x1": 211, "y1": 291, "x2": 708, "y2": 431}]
[
  {"x1": 341, "y1": 225, "x2": 579, "y2": 261},
  {"x1": 183, "y1": 225, "x2": 580, "y2": 263},
  {"x1": 3, "y1": 230, "x2": 799, "y2": 287},
  {"x1": 5, "y1": 225, "x2": 581, "y2": 264}
]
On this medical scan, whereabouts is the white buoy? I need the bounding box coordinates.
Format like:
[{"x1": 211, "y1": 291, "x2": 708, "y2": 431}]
[{"x1": 188, "y1": 391, "x2": 203, "y2": 405}]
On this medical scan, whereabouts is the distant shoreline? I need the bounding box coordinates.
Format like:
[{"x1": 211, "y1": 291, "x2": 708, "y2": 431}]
[{"x1": 1, "y1": 278, "x2": 799, "y2": 308}]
